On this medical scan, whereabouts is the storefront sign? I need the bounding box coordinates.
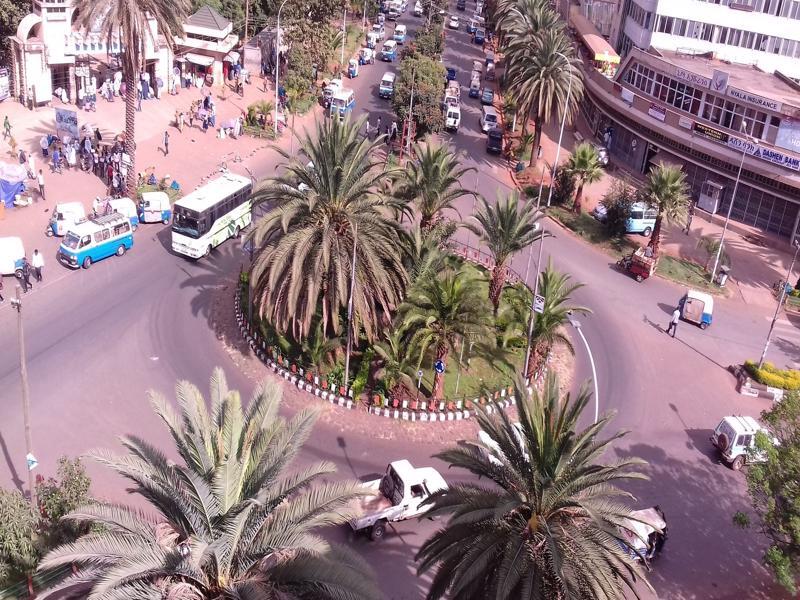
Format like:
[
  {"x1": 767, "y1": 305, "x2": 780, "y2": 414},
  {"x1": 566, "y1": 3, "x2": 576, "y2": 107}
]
[
  {"x1": 693, "y1": 122, "x2": 729, "y2": 143},
  {"x1": 727, "y1": 87, "x2": 782, "y2": 112},
  {"x1": 620, "y1": 87, "x2": 634, "y2": 105},
  {"x1": 727, "y1": 136, "x2": 800, "y2": 172},
  {"x1": 775, "y1": 117, "x2": 800, "y2": 153},
  {"x1": 678, "y1": 116, "x2": 693, "y2": 130},
  {"x1": 648, "y1": 103, "x2": 666, "y2": 122},
  {"x1": 54, "y1": 108, "x2": 78, "y2": 138},
  {"x1": 711, "y1": 69, "x2": 729, "y2": 93},
  {"x1": 674, "y1": 68, "x2": 711, "y2": 88}
]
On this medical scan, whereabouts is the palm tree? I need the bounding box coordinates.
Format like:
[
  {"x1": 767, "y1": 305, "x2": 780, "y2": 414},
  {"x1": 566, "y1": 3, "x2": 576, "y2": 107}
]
[
  {"x1": 36, "y1": 369, "x2": 380, "y2": 600},
  {"x1": 467, "y1": 192, "x2": 544, "y2": 314},
  {"x1": 398, "y1": 269, "x2": 494, "y2": 400},
  {"x1": 301, "y1": 320, "x2": 341, "y2": 372},
  {"x1": 73, "y1": 0, "x2": 189, "y2": 197},
  {"x1": 397, "y1": 142, "x2": 476, "y2": 232},
  {"x1": 568, "y1": 142, "x2": 604, "y2": 214},
  {"x1": 416, "y1": 374, "x2": 653, "y2": 599},
  {"x1": 505, "y1": 28, "x2": 583, "y2": 167},
  {"x1": 374, "y1": 330, "x2": 418, "y2": 404},
  {"x1": 526, "y1": 261, "x2": 590, "y2": 379},
  {"x1": 495, "y1": 283, "x2": 531, "y2": 349},
  {"x1": 249, "y1": 116, "x2": 408, "y2": 343},
  {"x1": 642, "y1": 163, "x2": 690, "y2": 257}
]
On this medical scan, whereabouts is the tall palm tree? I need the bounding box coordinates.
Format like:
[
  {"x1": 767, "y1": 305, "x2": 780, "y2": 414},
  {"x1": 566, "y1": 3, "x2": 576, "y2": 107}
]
[
  {"x1": 374, "y1": 330, "x2": 418, "y2": 404},
  {"x1": 567, "y1": 142, "x2": 604, "y2": 214},
  {"x1": 397, "y1": 142, "x2": 476, "y2": 232},
  {"x1": 467, "y1": 192, "x2": 544, "y2": 314},
  {"x1": 505, "y1": 28, "x2": 583, "y2": 167},
  {"x1": 526, "y1": 261, "x2": 590, "y2": 379},
  {"x1": 416, "y1": 374, "x2": 653, "y2": 599},
  {"x1": 36, "y1": 369, "x2": 380, "y2": 600},
  {"x1": 73, "y1": 0, "x2": 189, "y2": 197},
  {"x1": 495, "y1": 283, "x2": 531, "y2": 349},
  {"x1": 398, "y1": 269, "x2": 493, "y2": 400},
  {"x1": 642, "y1": 163, "x2": 690, "y2": 257},
  {"x1": 249, "y1": 116, "x2": 408, "y2": 343}
]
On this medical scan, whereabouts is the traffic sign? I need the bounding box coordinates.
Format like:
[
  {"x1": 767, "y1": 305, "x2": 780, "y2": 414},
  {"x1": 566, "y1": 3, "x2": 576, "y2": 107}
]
[
  {"x1": 434, "y1": 360, "x2": 445, "y2": 374},
  {"x1": 26, "y1": 453, "x2": 38, "y2": 471},
  {"x1": 533, "y1": 294, "x2": 545, "y2": 314},
  {"x1": 417, "y1": 370, "x2": 424, "y2": 378}
]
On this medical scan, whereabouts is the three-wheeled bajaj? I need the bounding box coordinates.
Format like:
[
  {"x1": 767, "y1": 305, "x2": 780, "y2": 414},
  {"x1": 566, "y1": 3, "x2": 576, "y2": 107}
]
[
  {"x1": 46, "y1": 201, "x2": 86, "y2": 237},
  {"x1": 138, "y1": 191, "x2": 172, "y2": 225},
  {"x1": 348, "y1": 58, "x2": 359, "y2": 78},
  {"x1": 680, "y1": 289, "x2": 714, "y2": 329}
]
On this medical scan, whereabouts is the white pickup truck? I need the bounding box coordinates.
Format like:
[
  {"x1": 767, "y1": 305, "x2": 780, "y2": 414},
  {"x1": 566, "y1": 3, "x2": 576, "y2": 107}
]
[{"x1": 349, "y1": 460, "x2": 448, "y2": 540}]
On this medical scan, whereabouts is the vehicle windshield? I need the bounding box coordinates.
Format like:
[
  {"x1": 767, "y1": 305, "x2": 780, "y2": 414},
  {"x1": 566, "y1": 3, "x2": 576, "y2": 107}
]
[
  {"x1": 62, "y1": 232, "x2": 80, "y2": 250},
  {"x1": 172, "y1": 207, "x2": 201, "y2": 239}
]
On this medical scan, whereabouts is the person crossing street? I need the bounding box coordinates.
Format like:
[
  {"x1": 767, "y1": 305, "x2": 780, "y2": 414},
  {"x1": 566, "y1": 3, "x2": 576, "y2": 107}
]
[
  {"x1": 31, "y1": 249, "x2": 44, "y2": 282},
  {"x1": 20, "y1": 257, "x2": 32, "y2": 293},
  {"x1": 666, "y1": 306, "x2": 680, "y2": 338}
]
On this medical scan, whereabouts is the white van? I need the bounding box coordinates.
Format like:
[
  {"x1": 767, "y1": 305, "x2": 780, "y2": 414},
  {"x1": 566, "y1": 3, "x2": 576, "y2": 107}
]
[
  {"x1": 626, "y1": 202, "x2": 658, "y2": 236},
  {"x1": 379, "y1": 72, "x2": 396, "y2": 98},
  {"x1": 0, "y1": 236, "x2": 25, "y2": 279},
  {"x1": 480, "y1": 105, "x2": 498, "y2": 132}
]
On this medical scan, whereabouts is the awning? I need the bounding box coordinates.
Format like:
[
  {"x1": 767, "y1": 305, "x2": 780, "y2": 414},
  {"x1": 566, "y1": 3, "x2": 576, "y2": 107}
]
[
  {"x1": 223, "y1": 51, "x2": 240, "y2": 63},
  {"x1": 184, "y1": 52, "x2": 214, "y2": 67},
  {"x1": 570, "y1": 6, "x2": 620, "y2": 64}
]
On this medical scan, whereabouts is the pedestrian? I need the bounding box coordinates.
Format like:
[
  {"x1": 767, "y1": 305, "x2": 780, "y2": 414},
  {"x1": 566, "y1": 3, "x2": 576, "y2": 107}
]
[
  {"x1": 0, "y1": 276, "x2": 3, "y2": 303},
  {"x1": 666, "y1": 306, "x2": 680, "y2": 338},
  {"x1": 94, "y1": 127, "x2": 102, "y2": 142},
  {"x1": 31, "y1": 249, "x2": 44, "y2": 282},
  {"x1": 3, "y1": 115, "x2": 10, "y2": 139},
  {"x1": 27, "y1": 152, "x2": 35, "y2": 179},
  {"x1": 177, "y1": 112, "x2": 184, "y2": 133},
  {"x1": 202, "y1": 115, "x2": 208, "y2": 133},
  {"x1": 106, "y1": 163, "x2": 114, "y2": 186},
  {"x1": 40, "y1": 135, "x2": 49, "y2": 157},
  {"x1": 20, "y1": 257, "x2": 32, "y2": 293},
  {"x1": 684, "y1": 203, "x2": 695, "y2": 235},
  {"x1": 136, "y1": 82, "x2": 142, "y2": 111},
  {"x1": 37, "y1": 169, "x2": 45, "y2": 200},
  {"x1": 51, "y1": 147, "x2": 61, "y2": 173},
  {"x1": 188, "y1": 106, "x2": 195, "y2": 128},
  {"x1": 376, "y1": 116, "x2": 382, "y2": 137},
  {"x1": 163, "y1": 130, "x2": 169, "y2": 155}
]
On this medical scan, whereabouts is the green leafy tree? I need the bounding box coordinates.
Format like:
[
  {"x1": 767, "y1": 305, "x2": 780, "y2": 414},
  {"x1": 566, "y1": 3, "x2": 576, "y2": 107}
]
[
  {"x1": 642, "y1": 163, "x2": 690, "y2": 257},
  {"x1": 73, "y1": 0, "x2": 189, "y2": 197},
  {"x1": 526, "y1": 261, "x2": 590, "y2": 379},
  {"x1": 396, "y1": 142, "x2": 475, "y2": 232},
  {"x1": 416, "y1": 374, "x2": 653, "y2": 599},
  {"x1": 495, "y1": 283, "x2": 532, "y2": 349},
  {"x1": 392, "y1": 54, "x2": 447, "y2": 137},
  {"x1": 36, "y1": 457, "x2": 92, "y2": 547},
  {"x1": 0, "y1": 489, "x2": 38, "y2": 588},
  {"x1": 249, "y1": 116, "x2": 408, "y2": 343},
  {"x1": 37, "y1": 369, "x2": 380, "y2": 600},
  {"x1": 0, "y1": 0, "x2": 28, "y2": 66},
  {"x1": 567, "y1": 142, "x2": 604, "y2": 214},
  {"x1": 549, "y1": 163, "x2": 576, "y2": 206},
  {"x1": 735, "y1": 391, "x2": 800, "y2": 595},
  {"x1": 406, "y1": 23, "x2": 444, "y2": 59},
  {"x1": 398, "y1": 269, "x2": 494, "y2": 400},
  {"x1": 467, "y1": 192, "x2": 544, "y2": 314},
  {"x1": 601, "y1": 180, "x2": 637, "y2": 237}
]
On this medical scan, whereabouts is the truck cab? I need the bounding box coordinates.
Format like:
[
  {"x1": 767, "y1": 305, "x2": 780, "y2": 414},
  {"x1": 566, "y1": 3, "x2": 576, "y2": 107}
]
[{"x1": 348, "y1": 460, "x2": 448, "y2": 540}]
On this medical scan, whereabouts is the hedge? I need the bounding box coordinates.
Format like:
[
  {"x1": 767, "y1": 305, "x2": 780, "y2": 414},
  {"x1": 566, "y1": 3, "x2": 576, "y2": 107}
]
[{"x1": 744, "y1": 360, "x2": 800, "y2": 390}]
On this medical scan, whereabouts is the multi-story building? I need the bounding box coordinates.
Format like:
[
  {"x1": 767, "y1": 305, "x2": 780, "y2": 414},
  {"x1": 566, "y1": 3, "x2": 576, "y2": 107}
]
[{"x1": 572, "y1": 0, "x2": 800, "y2": 243}]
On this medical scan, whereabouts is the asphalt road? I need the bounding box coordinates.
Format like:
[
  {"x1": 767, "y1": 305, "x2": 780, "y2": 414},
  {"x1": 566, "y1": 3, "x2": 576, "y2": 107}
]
[{"x1": 0, "y1": 3, "x2": 795, "y2": 599}]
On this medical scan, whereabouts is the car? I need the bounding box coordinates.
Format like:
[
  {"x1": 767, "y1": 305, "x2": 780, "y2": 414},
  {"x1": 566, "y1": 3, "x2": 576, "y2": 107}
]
[
  {"x1": 473, "y1": 27, "x2": 485, "y2": 44},
  {"x1": 387, "y1": 7, "x2": 401, "y2": 19},
  {"x1": 479, "y1": 105, "x2": 498, "y2": 132},
  {"x1": 456, "y1": 0, "x2": 466, "y2": 10},
  {"x1": 711, "y1": 415, "x2": 776, "y2": 470},
  {"x1": 486, "y1": 127, "x2": 503, "y2": 154},
  {"x1": 446, "y1": 67, "x2": 457, "y2": 81},
  {"x1": 414, "y1": 1, "x2": 423, "y2": 15},
  {"x1": 480, "y1": 87, "x2": 494, "y2": 105},
  {"x1": 591, "y1": 203, "x2": 608, "y2": 222},
  {"x1": 448, "y1": 15, "x2": 460, "y2": 28}
]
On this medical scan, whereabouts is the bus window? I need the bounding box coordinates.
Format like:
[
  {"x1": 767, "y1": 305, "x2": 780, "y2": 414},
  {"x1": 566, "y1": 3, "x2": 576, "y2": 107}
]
[
  {"x1": 94, "y1": 231, "x2": 103, "y2": 243},
  {"x1": 80, "y1": 235, "x2": 91, "y2": 248},
  {"x1": 630, "y1": 210, "x2": 643, "y2": 220}
]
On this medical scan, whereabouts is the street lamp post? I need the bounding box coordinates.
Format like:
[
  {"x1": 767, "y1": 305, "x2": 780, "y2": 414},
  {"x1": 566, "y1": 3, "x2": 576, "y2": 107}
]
[
  {"x1": 343, "y1": 223, "x2": 359, "y2": 389},
  {"x1": 341, "y1": 9, "x2": 347, "y2": 68},
  {"x1": 522, "y1": 51, "x2": 574, "y2": 379},
  {"x1": 274, "y1": 0, "x2": 289, "y2": 138},
  {"x1": 758, "y1": 239, "x2": 800, "y2": 369},
  {"x1": 567, "y1": 313, "x2": 599, "y2": 424},
  {"x1": 710, "y1": 121, "x2": 752, "y2": 284},
  {"x1": 11, "y1": 286, "x2": 36, "y2": 509}
]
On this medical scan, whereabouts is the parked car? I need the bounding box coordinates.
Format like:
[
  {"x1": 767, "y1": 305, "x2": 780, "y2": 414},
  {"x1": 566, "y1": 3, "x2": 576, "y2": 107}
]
[
  {"x1": 479, "y1": 105, "x2": 498, "y2": 132},
  {"x1": 711, "y1": 415, "x2": 775, "y2": 470},
  {"x1": 591, "y1": 203, "x2": 607, "y2": 222},
  {"x1": 480, "y1": 87, "x2": 494, "y2": 105},
  {"x1": 448, "y1": 15, "x2": 460, "y2": 29},
  {"x1": 446, "y1": 67, "x2": 457, "y2": 81},
  {"x1": 473, "y1": 27, "x2": 486, "y2": 44},
  {"x1": 414, "y1": 1, "x2": 423, "y2": 15},
  {"x1": 486, "y1": 127, "x2": 503, "y2": 154},
  {"x1": 457, "y1": 0, "x2": 466, "y2": 9}
]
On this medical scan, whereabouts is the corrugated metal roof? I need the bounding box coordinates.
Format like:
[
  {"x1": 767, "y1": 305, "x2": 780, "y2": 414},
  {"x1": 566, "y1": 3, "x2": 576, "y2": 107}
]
[{"x1": 186, "y1": 5, "x2": 231, "y2": 31}]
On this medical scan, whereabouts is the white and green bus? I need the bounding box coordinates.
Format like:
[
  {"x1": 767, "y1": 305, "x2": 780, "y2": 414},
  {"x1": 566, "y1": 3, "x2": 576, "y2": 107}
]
[{"x1": 171, "y1": 172, "x2": 253, "y2": 258}]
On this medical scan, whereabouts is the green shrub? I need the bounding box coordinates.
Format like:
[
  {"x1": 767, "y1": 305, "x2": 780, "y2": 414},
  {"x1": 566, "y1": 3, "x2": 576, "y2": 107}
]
[
  {"x1": 744, "y1": 360, "x2": 800, "y2": 390},
  {"x1": 550, "y1": 166, "x2": 575, "y2": 206},
  {"x1": 601, "y1": 180, "x2": 636, "y2": 237}
]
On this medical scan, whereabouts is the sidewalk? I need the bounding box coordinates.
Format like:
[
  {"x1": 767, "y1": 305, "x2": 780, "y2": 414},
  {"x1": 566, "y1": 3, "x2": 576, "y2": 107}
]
[{"x1": 0, "y1": 77, "x2": 319, "y2": 253}]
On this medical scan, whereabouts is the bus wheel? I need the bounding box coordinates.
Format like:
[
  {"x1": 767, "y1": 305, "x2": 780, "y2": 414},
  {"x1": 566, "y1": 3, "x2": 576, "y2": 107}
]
[
  {"x1": 233, "y1": 226, "x2": 241, "y2": 239},
  {"x1": 116, "y1": 245, "x2": 126, "y2": 256},
  {"x1": 82, "y1": 257, "x2": 92, "y2": 269},
  {"x1": 204, "y1": 245, "x2": 212, "y2": 258}
]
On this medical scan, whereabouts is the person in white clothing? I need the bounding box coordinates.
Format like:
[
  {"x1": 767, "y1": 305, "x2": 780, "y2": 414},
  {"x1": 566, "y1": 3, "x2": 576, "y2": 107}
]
[
  {"x1": 26, "y1": 153, "x2": 35, "y2": 179},
  {"x1": 31, "y1": 249, "x2": 44, "y2": 282}
]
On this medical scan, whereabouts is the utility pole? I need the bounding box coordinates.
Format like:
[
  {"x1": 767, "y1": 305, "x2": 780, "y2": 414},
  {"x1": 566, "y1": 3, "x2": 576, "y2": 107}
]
[
  {"x1": 341, "y1": 9, "x2": 348, "y2": 68},
  {"x1": 343, "y1": 223, "x2": 358, "y2": 389},
  {"x1": 244, "y1": 0, "x2": 250, "y2": 45},
  {"x1": 759, "y1": 239, "x2": 800, "y2": 368},
  {"x1": 11, "y1": 286, "x2": 36, "y2": 510}
]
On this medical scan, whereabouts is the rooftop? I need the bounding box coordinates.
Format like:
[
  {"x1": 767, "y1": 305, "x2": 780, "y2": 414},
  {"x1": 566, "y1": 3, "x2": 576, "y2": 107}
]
[
  {"x1": 655, "y1": 48, "x2": 800, "y2": 111},
  {"x1": 186, "y1": 5, "x2": 231, "y2": 32}
]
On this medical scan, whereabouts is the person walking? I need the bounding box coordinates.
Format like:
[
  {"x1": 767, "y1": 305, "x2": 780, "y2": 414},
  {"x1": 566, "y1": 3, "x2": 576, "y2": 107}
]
[
  {"x1": 51, "y1": 147, "x2": 61, "y2": 173},
  {"x1": 163, "y1": 131, "x2": 169, "y2": 156},
  {"x1": 684, "y1": 203, "x2": 695, "y2": 235},
  {"x1": 27, "y1": 152, "x2": 35, "y2": 179},
  {"x1": 20, "y1": 257, "x2": 32, "y2": 293},
  {"x1": 37, "y1": 169, "x2": 45, "y2": 200},
  {"x1": 376, "y1": 116, "x2": 382, "y2": 137},
  {"x1": 31, "y1": 249, "x2": 44, "y2": 282},
  {"x1": 3, "y1": 116, "x2": 10, "y2": 139},
  {"x1": 666, "y1": 306, "x2": 680, "y2": 338}
]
